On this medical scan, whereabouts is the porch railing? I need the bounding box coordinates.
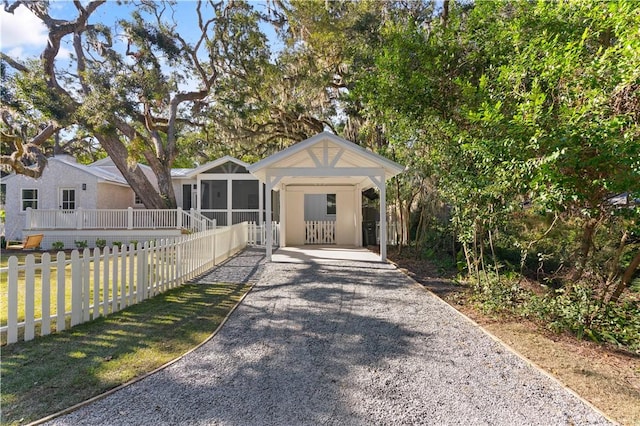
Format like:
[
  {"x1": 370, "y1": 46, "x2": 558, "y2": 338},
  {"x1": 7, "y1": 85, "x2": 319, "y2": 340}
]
[
  {"x1": 26, "y1": 208, "x2": 202, "y2": 231},
  {"x1": 183, "y1": 209, "x2": 216, "y2": 232},
  {"x1": 200, "y1": 209, "x2": 262, "y2": 227},
  {"x1": 305, "y1": 220, "x2": 336, "y2": 244}
]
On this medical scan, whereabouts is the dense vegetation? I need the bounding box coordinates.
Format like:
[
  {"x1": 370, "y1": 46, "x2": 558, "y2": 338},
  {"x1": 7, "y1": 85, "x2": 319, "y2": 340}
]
[{"x1": 2, "y1": 0, "x2": 639, "y2": 352}]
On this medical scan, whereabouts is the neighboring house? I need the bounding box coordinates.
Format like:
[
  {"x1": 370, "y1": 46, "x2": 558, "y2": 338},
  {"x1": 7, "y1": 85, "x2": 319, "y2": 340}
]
[
  {"x1": 2, "y1": 154, "x2": 277, "y2": 242},
  {"x1": 2, "y1": 155, "x2": 155, "y2": 241}
]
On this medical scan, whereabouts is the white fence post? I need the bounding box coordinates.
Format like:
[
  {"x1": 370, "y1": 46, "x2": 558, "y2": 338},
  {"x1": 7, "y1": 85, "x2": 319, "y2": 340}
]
[
  {"x1": 177, "y1": 207, "x2": 183, "y2": 229},
  {"x1": 25, "y1": 207, "x2": 32, "y2": 230},
  {"x1": 76, "y1": 207, "x2": 84, "y2": 230},
  {"x1": 127, "y1": 207, "x2": 134, "y2": 230}
]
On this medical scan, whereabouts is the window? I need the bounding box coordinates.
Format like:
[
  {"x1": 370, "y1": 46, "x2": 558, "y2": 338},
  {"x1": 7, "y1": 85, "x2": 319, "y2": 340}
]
[
  {"x1": 60, "y1": 188, "x2": 76, "y2": 210},
  {"x1": 21, "y1": 189, "x2": 38, "y2": 211},
  {"x1": 326, "y1": 194, "x2": 336, "y2": 215},
  {"x1": 134, "y1": 193, "x2": 143, "y2": 205},
  {"x1": 0, "y1": 183, "x2": 5, "y2": 206}
]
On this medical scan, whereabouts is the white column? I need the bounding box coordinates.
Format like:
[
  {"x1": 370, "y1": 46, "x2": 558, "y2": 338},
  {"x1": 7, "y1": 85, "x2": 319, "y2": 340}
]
[
  {"x1": 227, "y1": 179, "x2": 233, "y2": 226},
  {"x1": 258, "y1": 182, "x2": 264, "y2": 226},
  {"x1": 355, "y1": 185, "x2": 362, "y2": 246},
  {"x1": 279, "y1": 185, "x2": 286, "y2": 247},
  {"x1": 265, "y1": 176, "x2": 273, "y2": 261},
  {"x1": 379, "y1": 176, "x2": 387, "y2": 262}
]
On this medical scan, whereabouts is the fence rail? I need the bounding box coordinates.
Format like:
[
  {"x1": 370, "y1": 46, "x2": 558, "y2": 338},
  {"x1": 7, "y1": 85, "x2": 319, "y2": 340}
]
[{"x1": 1, "y1": 222, "x2": 248, "y2": 345}]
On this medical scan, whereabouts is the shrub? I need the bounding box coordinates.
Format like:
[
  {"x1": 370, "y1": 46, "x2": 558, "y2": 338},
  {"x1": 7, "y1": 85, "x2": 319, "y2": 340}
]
[
  {"x1": 74, "y1": 240, "x2": 88, "y2": 249},
  {"x1": 51, "y1": 241, "x2": 64, "y2": 250},
  {"x1": 112, "y1": 241, "x2": 123, "y2": 248},
  {"x1": 522, "y1": 285, "x2": 640, "y2": 353},
  {"x1": 95, "y1": 238, "x2": 107, "y2": 249}
]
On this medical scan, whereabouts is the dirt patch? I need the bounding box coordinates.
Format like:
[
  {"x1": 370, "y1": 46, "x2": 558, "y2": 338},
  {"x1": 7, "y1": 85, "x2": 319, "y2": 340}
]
[{"x1": 389, "y1": 252, "x2": 640, "y2": 425}]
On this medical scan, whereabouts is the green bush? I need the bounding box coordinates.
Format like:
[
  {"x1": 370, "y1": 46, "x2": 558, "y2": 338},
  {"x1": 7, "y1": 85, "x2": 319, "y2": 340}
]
[
  {"x1": 74, "y1": 240, "x2": 88, "y2": 249},
  {"x1": 95, "y1": 238, "x2": 107, "y2": 249},
  {"x1": 522, "y1": 285, "x2": 640, "y2": 353},
  {"x1": 51, "y1": 241, "x2": 64, "y2": 250}
]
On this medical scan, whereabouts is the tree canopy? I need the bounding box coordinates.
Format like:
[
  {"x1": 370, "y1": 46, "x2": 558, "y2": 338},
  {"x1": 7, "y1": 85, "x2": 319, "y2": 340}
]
[{"x1": 2, "y1": 0, "x2": 639, "y2": 305}]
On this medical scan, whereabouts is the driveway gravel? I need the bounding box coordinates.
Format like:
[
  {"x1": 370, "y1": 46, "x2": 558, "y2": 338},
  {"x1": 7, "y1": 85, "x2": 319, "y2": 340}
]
[{"x1": 45, "y1": 247, "x2": 611, "y2": 425}]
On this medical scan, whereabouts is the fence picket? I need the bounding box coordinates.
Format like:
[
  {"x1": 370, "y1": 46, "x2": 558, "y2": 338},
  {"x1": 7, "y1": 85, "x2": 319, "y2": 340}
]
[
  {"x1": 111, "y1": 245, "x2": 119, "y2": 313},
  {"x1": 7, "y1": 257, "x2": 18, "y2": 344},
  {"x1": 41, "y1": 253, "x2": 51, "y2": 336},
  {"x1": 120, "y1": 245, "x2": 127, "y2": 309},
  {"x1": 102, "y1": 246, "x2": 110, "y2": 317},
  {"x1": 3, "y1": 223, "x2": 250, "y2": 344},
  {"x1": 24, "y1": 255, "x2": 35, "y2": 341},
  {"x1": 93, "y1": 248, "x2": 101, "y2": 319},
  {"x1": 83, "y1": 248, "x2": 91, "y2": 322},
  {"x1": 56, "y1": 252, "x2": 66, "y2": 332},
  {"x1": 128, "y1": 246, "x2": 135, "y2": 305},
  {"x1": 71, "y1": 251, "x2": 83, "y2": 326}
]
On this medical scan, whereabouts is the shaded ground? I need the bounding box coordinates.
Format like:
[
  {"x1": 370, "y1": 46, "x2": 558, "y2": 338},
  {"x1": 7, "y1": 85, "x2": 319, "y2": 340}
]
[
  {"x1": 389, "y1": 251, "x2": 640, "y2": 426},
  {"x1": 46, "y1": 249, "x2": 608, "y2": 425}
]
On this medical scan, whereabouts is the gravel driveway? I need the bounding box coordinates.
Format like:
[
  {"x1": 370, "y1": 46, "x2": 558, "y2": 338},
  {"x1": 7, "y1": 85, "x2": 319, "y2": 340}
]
[{"x1": 45, "y1": 248, "x2": 611, "y2": 425}]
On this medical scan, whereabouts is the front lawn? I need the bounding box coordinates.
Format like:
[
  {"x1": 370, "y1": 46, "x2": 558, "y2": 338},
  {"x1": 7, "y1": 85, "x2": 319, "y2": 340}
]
[{"x1": 0, "y1": 281, "x2": 251, "y2": 425}]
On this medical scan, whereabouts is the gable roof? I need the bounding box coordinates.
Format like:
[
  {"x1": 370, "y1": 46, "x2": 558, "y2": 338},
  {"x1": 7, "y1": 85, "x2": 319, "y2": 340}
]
[
  {"x1": 3, "y1": 156, "x2": 128, "y2": 186},
  {"x1": 171, "y1": 156, "x2": 251, "y2": 179},
  {"x1": 247, "y1": 132, "x2": 405, "y2": 190}
]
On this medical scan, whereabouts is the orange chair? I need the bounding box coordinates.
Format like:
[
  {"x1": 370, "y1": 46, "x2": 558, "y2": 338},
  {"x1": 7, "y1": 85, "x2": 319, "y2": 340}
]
[{"x1": 6, "y1": 234, "x2": 44, "y2": 250}]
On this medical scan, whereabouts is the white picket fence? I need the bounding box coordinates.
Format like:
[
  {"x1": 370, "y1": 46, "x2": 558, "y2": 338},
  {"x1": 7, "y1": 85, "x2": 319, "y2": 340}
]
[
  {"x1": 1, "y1": 222, "x2": 248, "y2": 345},
  {"x1": 305, "y1": 221, "x2": 336, "y2": 244},
  {"x1": 247, "y1": 221, "x2": 280, "y2": 246}
]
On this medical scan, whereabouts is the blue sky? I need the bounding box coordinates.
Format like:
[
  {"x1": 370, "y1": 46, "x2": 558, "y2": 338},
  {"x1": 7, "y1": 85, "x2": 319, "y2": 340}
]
[{"x1": 0, "y1": 1, "x2": 279, "y2": 61}]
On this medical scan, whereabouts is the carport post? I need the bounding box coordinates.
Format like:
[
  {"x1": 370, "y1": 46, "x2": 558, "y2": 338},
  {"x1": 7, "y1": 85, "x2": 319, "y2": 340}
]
[
  {"x1": 379, "y1": 176, "x2": 387, "y2": 262},
  {"x1": 370, "y1": 174, "x2": 387, "y2": 262},
  {"x1": 266, "y1": 177, "x2": 273, "y2": 261}
]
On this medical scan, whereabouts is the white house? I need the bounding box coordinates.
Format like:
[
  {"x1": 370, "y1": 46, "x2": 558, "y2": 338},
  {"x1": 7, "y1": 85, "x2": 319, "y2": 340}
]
[
  {"x1": 2, "y1": 155, "x2": 156, "y2": 241},
  {"x1": 3, "y1": 132, "x2": 404, "y2": 258}
]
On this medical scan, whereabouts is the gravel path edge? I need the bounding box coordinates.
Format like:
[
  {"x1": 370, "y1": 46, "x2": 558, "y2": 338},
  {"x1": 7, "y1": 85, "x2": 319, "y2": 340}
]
[
  {"x1": 390, "y1": 262, "x2": 619, "y2": 425},
  {"x1": 26, "y1": 281, "x2": 256, "y2": 426}
]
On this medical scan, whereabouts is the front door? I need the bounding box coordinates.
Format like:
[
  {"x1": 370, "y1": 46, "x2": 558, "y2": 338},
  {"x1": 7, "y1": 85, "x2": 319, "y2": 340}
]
[
  {"x1": 59, "y1": 188, "x2": 76, "y2": 210},
  {"x1": 58, "y1": 188, "x2": 76, "y2": 228}
]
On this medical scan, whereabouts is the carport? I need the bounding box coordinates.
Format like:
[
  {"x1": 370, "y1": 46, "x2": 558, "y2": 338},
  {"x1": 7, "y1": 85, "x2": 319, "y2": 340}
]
[{"x1": 248, "y1": 132, "x2": 405, "y2": 262}]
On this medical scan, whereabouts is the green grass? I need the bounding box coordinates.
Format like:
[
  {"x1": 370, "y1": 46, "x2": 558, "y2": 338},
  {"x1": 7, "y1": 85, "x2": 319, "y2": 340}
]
[
  {"x1": 0, "y1": 281, "x2": 251, "y2": 425},
  {"x1": 1, "y1": 250, "x2": 160, "y2": 330}
]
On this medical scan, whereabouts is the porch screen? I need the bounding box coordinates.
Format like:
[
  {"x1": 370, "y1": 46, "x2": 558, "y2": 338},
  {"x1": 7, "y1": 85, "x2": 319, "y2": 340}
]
[
  {"x1": 201, "y1": 180, "x2": 227, "y2": 209},
  {"x1": 232, "y1": 181, "x2": 259, "y2": 209}
]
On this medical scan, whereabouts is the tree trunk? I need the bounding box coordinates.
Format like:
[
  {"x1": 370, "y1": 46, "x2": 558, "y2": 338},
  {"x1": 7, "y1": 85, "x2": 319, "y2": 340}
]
[
  {"x1": 570, "y1": 217, "x2": 599, "y2": 282},
  {"x1": 608, "y1": 249, "x2": 640, "y2": 303},
  {"x1": 96, "y1": 134, "x2": 168, "y2": 209}
]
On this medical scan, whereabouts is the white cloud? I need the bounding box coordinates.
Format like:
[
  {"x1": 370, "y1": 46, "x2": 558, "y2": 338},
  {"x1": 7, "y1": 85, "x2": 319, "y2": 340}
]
[{"x1": 0, "y1": 6, "x2": 47, "y2": 50}]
